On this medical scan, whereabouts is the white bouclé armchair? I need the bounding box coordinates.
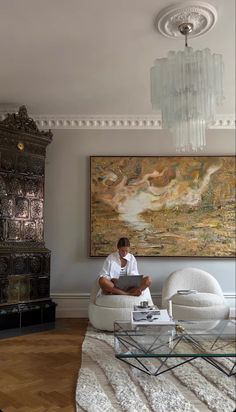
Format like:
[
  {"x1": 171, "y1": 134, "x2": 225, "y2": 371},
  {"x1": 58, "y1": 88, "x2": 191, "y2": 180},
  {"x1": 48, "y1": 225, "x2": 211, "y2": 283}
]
[
  {"x1": 162, "y1": 267, "x2": 229, "y2": 321},
  {"x1": 88, "y1": 280, "x2": 154, "y2": 331}
]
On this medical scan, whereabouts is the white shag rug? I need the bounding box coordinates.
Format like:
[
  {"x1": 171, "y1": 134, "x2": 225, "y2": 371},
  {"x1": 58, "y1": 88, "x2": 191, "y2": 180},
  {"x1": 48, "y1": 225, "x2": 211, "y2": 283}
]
[{"x1": 76, "y1": 326, "x2": 236, "y2": 412}]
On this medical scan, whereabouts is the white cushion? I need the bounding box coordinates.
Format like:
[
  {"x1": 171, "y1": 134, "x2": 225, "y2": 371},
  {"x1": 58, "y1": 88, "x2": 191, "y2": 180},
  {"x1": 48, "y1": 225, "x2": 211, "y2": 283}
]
[
  {"x1": 96, "y1": 289, "x2": 153, "y2": 308},
  {"x1": 172, "y1": 292, "x2": 224, "y2": 307},
  {"x1": 173, "y1": 304, "x2": 229, "y2": 321}
]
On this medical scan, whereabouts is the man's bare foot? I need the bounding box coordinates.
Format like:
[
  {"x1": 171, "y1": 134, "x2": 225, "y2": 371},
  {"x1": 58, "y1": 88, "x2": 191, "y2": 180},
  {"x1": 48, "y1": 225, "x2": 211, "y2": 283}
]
[{"x1": 127, "y1": 287, "x2": 142, "y2": 297}]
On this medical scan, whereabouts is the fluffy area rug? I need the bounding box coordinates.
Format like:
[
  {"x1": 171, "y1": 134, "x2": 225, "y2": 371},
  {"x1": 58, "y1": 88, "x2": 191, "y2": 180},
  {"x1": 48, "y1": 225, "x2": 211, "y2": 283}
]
[{"x1": 76, "y1": 326, "x2": 236, "y2": 412}]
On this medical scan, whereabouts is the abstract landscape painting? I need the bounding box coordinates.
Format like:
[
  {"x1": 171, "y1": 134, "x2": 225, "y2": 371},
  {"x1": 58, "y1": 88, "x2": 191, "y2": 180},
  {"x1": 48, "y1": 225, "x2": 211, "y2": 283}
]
[{"x1": 90, "y1": 156, "x2": 235, "y2": 257}]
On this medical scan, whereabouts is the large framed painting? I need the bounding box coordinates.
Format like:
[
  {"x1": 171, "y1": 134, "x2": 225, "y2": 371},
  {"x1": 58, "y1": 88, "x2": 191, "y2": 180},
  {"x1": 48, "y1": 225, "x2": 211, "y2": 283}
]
[{"x1": 90, "y1": 156, "x2": 235, "y2": 257}]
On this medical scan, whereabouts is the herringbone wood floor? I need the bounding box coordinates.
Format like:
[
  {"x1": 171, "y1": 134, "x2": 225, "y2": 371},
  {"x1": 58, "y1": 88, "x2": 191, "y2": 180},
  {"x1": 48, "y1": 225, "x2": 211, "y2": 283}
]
[{"x1": 0, "y1": 318, "x2": 88, "y2": 412}]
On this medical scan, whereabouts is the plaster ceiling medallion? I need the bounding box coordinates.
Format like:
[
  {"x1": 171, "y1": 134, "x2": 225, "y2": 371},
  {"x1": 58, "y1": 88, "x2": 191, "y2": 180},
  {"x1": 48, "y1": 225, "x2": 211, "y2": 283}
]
[{"x1": 155, "y1": 1, "x2": 218, "y2": 38}]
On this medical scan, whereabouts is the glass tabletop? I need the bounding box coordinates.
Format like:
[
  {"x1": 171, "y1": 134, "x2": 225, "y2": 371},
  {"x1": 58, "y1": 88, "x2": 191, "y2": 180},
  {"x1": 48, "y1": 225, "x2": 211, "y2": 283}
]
[{"x1": 114, "y1": 319, "x2": 236, "y2": 358}]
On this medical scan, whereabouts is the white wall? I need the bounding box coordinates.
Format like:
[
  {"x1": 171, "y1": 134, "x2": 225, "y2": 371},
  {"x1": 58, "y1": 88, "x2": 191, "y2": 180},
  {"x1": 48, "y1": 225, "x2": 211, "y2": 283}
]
[{"x1": 44, "y1": 128, "x2": 236, "y2": 315}]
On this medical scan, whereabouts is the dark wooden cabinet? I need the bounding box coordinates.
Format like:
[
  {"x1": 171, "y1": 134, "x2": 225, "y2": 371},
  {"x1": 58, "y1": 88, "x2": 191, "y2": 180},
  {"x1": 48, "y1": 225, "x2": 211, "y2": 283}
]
[{"x1": 0, "y1": 106, "x2": 56, "y2": 329}]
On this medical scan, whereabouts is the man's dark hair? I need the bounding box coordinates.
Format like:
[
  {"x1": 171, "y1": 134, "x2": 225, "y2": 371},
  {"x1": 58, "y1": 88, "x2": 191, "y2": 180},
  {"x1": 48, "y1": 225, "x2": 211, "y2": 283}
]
[{"x1": 117, "y1": 237, "x2": 130, "y2": 248}]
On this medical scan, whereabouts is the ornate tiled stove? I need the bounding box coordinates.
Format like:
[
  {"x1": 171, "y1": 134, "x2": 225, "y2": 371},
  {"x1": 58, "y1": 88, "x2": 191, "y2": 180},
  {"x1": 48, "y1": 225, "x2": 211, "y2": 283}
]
[{"x1": 0, "y1": 106, "x2": 56, "y2": 329}]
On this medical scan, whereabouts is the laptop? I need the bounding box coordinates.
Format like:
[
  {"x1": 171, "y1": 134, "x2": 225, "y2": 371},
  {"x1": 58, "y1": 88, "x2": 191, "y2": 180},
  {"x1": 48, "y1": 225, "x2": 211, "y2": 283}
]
[{"x1": 116, "y1": 275, "x2": 143, "y2": 291}]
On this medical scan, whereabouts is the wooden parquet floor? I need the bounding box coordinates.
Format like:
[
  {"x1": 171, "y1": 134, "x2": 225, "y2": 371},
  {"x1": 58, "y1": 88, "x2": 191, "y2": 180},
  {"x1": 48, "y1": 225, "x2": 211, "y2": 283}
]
[{"x1": 0, "y1": 318, "x2": 88, "y2": 412}]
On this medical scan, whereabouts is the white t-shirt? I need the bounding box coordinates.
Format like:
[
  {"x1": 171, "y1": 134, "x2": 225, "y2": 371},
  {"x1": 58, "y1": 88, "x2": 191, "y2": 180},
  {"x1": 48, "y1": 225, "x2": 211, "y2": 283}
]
[{"x1": 120, "y1": 264, "x2": 127, "y2": 276}]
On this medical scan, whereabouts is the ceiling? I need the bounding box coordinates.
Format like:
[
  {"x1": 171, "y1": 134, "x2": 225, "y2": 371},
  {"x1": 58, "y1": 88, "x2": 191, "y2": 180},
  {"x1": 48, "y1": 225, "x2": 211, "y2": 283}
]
[{"x1": 0, "y1": 0, "x2": 235, "y2": 117}]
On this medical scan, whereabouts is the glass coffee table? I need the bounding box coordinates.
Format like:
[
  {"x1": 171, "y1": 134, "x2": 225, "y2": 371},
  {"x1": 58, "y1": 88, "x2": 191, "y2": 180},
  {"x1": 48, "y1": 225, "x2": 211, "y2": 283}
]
[{"x1": 114, "y1": 319, "x2": 236, "y2": 376}]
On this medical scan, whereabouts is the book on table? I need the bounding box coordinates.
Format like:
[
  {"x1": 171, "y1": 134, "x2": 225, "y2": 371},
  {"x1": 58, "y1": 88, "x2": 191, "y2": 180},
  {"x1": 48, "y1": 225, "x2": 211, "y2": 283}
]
[{"x1": 131, "y1": 309, "x2": 175, "y2": 325}]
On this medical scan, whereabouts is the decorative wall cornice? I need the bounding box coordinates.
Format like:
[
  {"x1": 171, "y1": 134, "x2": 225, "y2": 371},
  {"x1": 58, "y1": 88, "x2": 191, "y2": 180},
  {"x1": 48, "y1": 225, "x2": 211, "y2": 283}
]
[{"x1": 0, "y1": 113, "x2": 235, "y2": 130}]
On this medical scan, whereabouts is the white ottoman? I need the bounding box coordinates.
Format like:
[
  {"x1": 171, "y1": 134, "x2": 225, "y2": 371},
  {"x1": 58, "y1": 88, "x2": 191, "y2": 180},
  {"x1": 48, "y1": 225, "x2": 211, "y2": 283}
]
[{"x1": 88, "y1": 280, "x2": 153, "y2": 331}]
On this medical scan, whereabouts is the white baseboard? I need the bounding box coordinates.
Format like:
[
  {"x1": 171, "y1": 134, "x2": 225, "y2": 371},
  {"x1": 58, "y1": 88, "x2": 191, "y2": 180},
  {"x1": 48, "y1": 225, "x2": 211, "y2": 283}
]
[
  {"x1": 51, "y1": 292, "x2": 235, "y2": 318},
  {"x1": 51, "y1": 293, "x2": 89, "y2": 318}
]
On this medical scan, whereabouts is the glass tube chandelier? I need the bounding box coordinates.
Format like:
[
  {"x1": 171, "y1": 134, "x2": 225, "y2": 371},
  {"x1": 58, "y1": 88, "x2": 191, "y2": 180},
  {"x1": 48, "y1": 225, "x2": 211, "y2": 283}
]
[{"x1": 150, "y1": 13, "x2": 224, "y2": 152}]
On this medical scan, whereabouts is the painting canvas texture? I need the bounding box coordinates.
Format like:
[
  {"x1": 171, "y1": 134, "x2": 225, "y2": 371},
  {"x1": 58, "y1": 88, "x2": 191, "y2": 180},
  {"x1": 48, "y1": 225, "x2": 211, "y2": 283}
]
[{"x1": 90, "y1": 156, "x2": 235, "y2": 257}]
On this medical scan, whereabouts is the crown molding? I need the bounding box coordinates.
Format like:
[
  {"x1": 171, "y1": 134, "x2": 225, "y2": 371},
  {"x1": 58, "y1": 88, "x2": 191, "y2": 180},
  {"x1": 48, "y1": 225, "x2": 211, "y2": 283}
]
[{"x1": 0, "y1": 113, "x2": 235, "y2": 130}]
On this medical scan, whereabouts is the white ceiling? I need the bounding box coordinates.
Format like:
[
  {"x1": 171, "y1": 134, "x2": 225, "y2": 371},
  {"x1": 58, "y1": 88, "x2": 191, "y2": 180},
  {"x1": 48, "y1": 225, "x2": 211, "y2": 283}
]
[{"x1": 0, "y1": 0, "x2": 235, "y2": 116}]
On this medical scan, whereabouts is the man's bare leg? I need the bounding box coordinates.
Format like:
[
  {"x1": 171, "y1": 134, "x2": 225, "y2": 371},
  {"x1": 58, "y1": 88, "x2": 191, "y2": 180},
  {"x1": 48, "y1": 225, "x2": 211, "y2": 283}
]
[
  {"x1": 140, "y1": 275, "x2": 152, "y2": 290},
  {"x1": 99, "y1": 276, "x2": 152, "y2": 296},
  {"x1": 128, "y1": 276, "x2": 152, "y2": 296}
]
